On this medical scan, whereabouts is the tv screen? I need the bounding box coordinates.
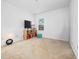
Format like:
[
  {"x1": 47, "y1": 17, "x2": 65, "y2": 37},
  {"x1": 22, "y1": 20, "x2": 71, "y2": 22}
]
[{"x1": 24, "y1": 20, "x2": 31, "y2": 28}]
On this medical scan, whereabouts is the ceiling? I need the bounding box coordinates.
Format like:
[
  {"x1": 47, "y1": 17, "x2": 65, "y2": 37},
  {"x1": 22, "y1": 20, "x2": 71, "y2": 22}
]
[{"x1": 6, "y1": 0, "x2": 70, "y2": 14}]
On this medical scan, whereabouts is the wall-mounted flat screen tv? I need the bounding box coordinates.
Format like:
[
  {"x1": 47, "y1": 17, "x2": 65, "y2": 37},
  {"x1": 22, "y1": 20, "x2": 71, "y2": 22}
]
[{"x1": 24, "y1": 20, "x2": 31, "y2": 28}]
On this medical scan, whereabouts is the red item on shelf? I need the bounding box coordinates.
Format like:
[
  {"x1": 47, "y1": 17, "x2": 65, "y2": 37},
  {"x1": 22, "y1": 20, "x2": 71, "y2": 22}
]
[
  {"x1": 35, "y1": 32, "x2": 37, "y2": 37},
  {"x1": 29, "y1": 34, "x2": 31, "y2": 39}
]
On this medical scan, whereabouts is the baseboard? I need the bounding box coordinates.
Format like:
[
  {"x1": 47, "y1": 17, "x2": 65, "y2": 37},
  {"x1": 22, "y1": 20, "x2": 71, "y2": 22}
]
[
  {"x1": 42, "y1": 37, "x2": 69, "y2": 42},
  {"x1": 69, "y1": 42, "x2": 77, "y2": 59}
]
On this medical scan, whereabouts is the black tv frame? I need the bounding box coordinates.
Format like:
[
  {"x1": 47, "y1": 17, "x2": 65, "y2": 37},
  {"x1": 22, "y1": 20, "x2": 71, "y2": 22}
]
[{"x1": 24, "y1": 20, "x2": 31, "y2": 28}]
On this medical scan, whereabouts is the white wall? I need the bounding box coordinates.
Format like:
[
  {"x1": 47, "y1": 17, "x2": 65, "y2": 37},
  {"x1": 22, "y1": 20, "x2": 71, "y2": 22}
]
[
  {"x1": 69, "y1": 0, "x2": 78, "y2": 58},
  {"x1": 1, "y1": 0, "x2": 34, "y2": 46},
  {"x1": 35, "y1": 7, "x2": 70, "y2": 41}
]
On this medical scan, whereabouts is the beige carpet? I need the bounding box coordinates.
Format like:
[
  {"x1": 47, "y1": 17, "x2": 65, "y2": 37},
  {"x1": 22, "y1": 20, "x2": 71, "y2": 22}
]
[{"x1": 1, "y1": 38, "x2": 76, "y2": 59}]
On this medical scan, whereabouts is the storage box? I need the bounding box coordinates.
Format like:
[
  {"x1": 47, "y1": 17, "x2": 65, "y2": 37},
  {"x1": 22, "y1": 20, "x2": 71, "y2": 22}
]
[{"x1": 37, "y1": 33, "x2": 42, "y2": 38}]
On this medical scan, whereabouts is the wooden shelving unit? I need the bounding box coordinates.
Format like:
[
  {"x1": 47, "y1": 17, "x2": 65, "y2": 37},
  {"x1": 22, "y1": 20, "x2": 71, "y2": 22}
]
[{"x1": 23, "y1": 28, "x2": 37, "y2": 40}]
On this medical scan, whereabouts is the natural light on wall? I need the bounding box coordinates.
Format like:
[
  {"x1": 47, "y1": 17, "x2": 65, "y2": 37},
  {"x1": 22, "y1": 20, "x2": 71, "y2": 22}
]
[{"x1": 4, "y1": 33, "x2": 15, "y2": 39}]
